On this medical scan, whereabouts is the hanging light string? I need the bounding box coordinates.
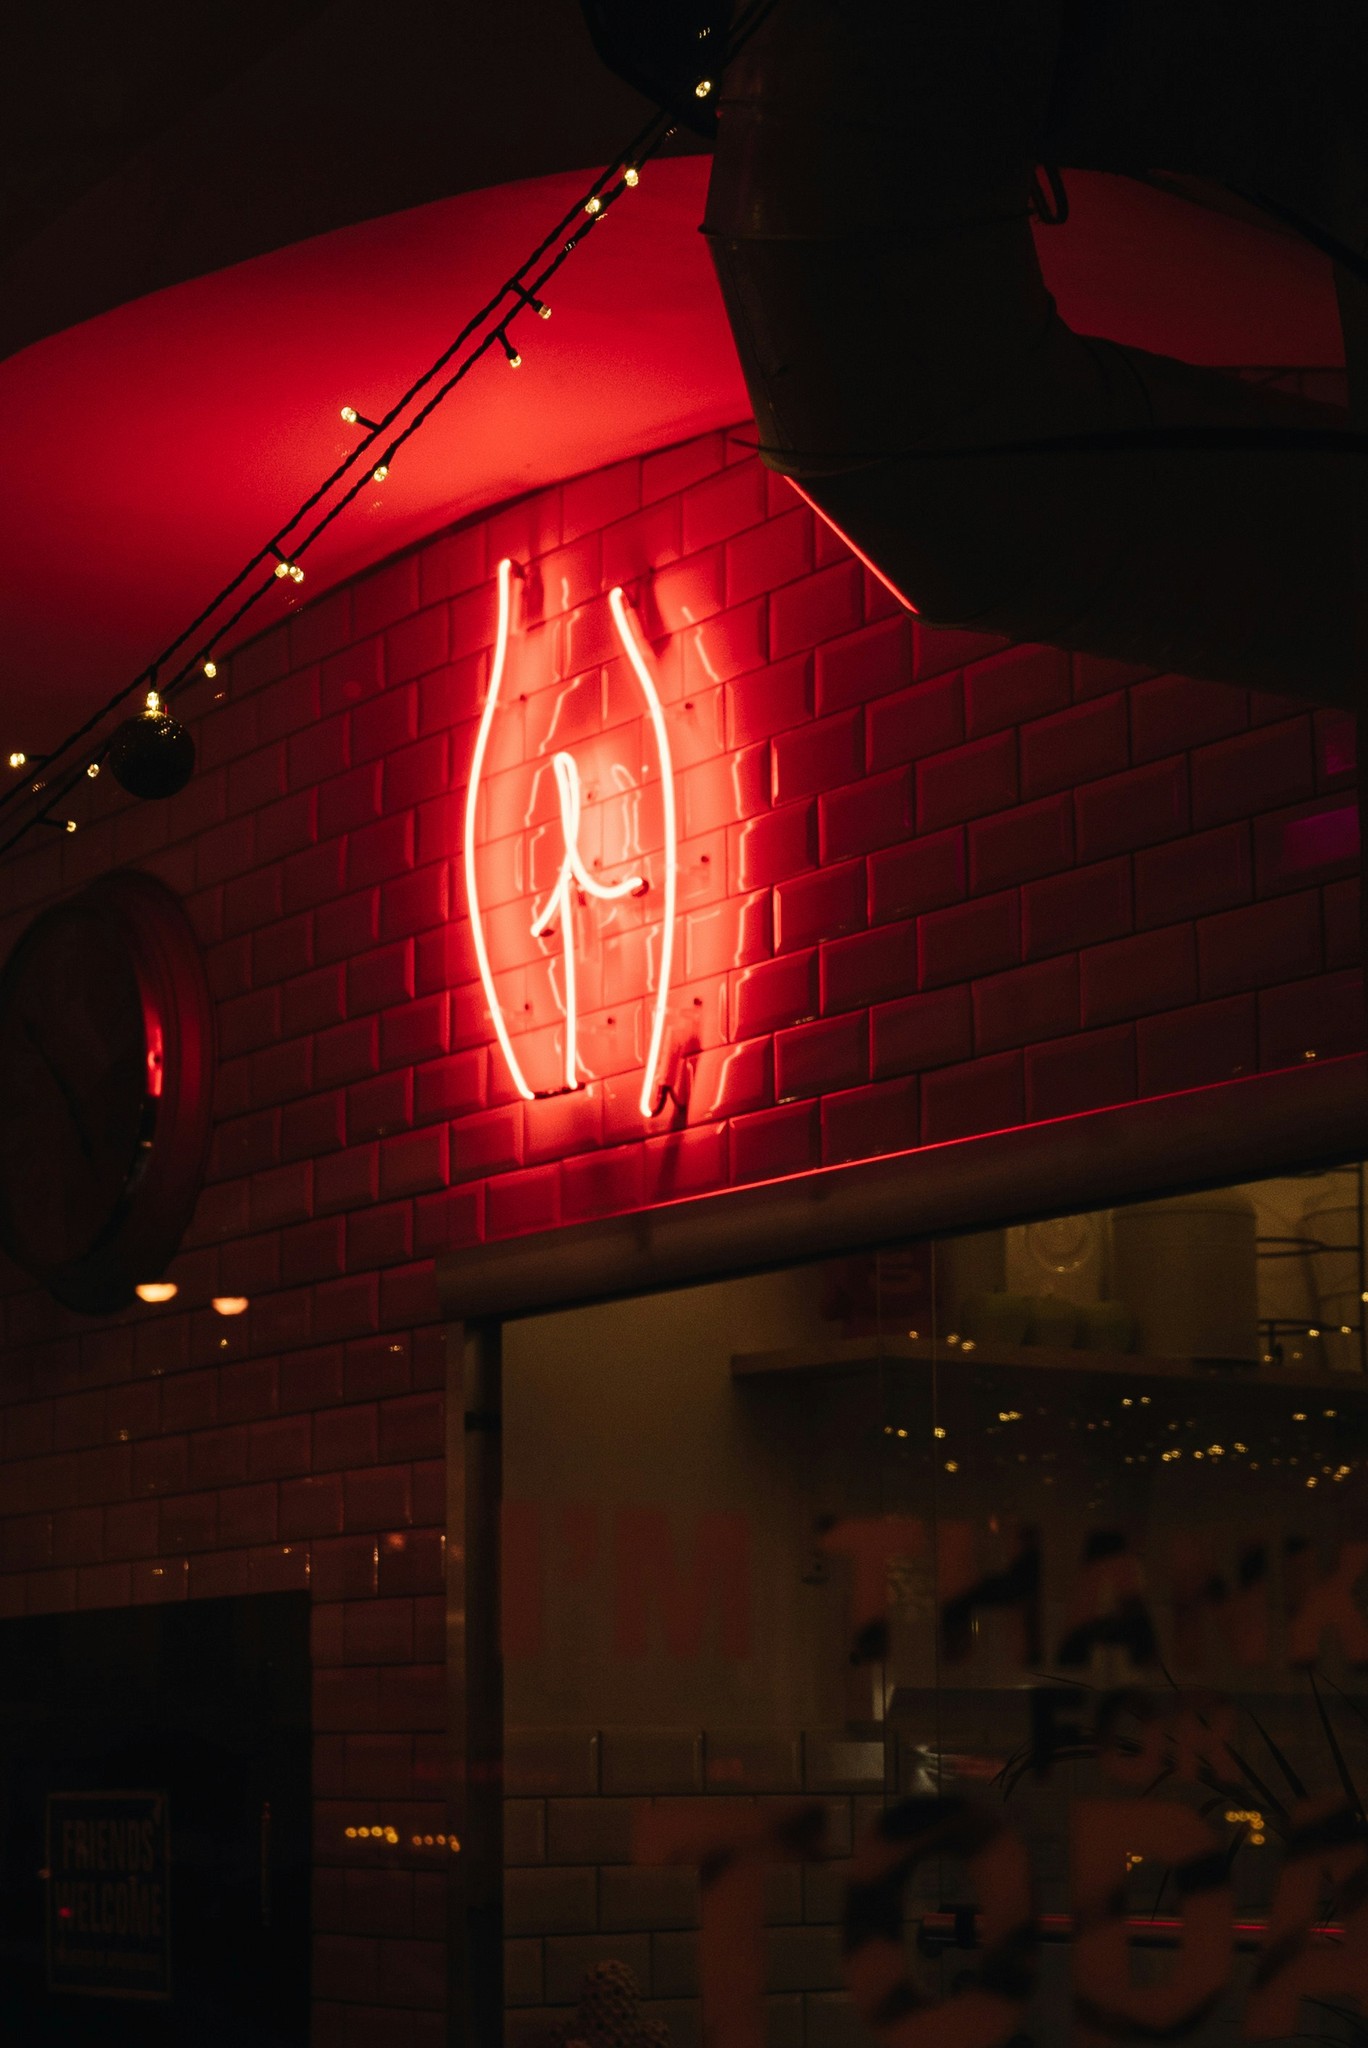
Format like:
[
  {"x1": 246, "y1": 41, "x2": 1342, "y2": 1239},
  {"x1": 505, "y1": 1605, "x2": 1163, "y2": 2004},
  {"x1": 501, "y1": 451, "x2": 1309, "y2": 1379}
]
[
  {"x1": 0, "y1": 0, "x2": 775, "y2": 859},
  {"x1": 0, "y1": 131, "x2": 663, "y2": 854}
]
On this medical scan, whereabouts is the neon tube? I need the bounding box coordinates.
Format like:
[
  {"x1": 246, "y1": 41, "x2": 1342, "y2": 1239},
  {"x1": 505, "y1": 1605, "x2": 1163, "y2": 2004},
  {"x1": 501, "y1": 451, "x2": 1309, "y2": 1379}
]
[
  {"x1": 463, "y1": 557, "x2": 535, "y2": 1103},
  {"x1": 608, "y1": 585, "x2": 678, "y2": 1118},
  {"x1": 465, "y1": 566, "x2": 677, "y2": 1116},
  {"x1": 530, "y1": 750, "x2": 645, "y2": 1091}
]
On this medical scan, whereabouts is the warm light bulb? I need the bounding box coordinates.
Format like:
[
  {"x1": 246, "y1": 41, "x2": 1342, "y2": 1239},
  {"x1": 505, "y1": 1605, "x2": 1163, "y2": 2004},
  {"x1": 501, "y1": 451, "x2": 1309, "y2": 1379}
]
[
  {"x1": 86, "y1": 763, "x2": 99, "y2": 779},
  {"x1": 584, "y1": 194, "x2": 602, "y2": 215},
  {"x1": 212, "y1": 1296, "x2": 250, "y2": 1317},
  {"x1": 694, "y1": 77, "x2": 713, "y2": 97},
  {"x1": 64, "y1": 819, "x2": 77, "y2": 833},
  {"x1": 203, "y1": 660, "x2": 217, "y2": 678},
  {"x1": 623, "y1": 166, "x2": 639, "y2": 187},
  {"x1": 145, "y1": 688, "x2": 161, "y2": 714},
  {"x1": 135, "y1": 1281, "x2": 178, "y2": 1304},
  {"x1": 340, "y1": 405, "x2": 358, "y2": 424},
  {"x1": 372, "y1": 464, "x2": 389, "y2": 483},
  {"x1": 7, "y1": 751, "x2": 25, "y2": 769},
  {"x1": 289, "y1": 564, "x2": 305, "y2": 583},
  {"x1": 537, "y1": 301, "x2": 552, "y2": 319},
  {"x1": 274, "y1": 561, "x2": 290, "y2": 579}
]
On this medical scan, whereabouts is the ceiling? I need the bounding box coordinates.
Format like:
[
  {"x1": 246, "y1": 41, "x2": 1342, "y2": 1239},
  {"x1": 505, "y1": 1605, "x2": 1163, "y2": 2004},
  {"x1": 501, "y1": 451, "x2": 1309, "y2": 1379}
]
[{"x1": 0, "y1": 156, "x2": 1343, "y2": 755}]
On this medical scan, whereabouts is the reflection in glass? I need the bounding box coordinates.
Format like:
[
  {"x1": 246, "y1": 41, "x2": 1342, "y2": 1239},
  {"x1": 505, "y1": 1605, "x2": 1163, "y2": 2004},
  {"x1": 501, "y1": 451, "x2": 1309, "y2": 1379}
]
[{"x1": 503, "y1": 1163, "x2": 1368, "y2": 2046}]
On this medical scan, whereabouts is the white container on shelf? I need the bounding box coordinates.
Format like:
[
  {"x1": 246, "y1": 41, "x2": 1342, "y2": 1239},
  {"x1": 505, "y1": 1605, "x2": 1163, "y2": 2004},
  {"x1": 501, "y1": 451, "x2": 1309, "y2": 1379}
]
[{"x1": 1112, "y1": 1191, "x2": 1258, "y2": 1364}]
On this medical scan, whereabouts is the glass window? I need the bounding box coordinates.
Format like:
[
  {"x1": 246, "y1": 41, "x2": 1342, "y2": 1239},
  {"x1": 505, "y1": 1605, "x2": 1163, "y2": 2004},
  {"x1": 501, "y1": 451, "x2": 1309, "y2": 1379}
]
[{"x1": 502, "y1": 1163, "x2": 1368, "y2": 2048}]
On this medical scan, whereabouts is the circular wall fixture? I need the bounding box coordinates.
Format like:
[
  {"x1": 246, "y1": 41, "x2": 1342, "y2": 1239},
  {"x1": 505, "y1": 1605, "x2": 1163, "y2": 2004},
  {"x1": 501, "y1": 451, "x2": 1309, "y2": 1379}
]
[{"x1": 0, "y1": 870, "x2": 215, "y2": 1313}]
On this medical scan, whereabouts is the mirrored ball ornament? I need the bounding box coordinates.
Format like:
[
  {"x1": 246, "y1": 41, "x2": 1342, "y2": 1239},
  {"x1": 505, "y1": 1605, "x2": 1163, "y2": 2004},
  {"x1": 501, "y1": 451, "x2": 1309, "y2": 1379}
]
[{"x1": 108, "y1": 710, "x2": 196, "y2": 799}]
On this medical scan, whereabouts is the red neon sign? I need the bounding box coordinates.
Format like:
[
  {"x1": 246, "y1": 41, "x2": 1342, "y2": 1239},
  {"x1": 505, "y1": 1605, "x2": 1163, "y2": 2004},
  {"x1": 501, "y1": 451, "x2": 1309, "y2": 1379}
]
[{"x1": 463, "y1": 560, "x2": 677, "y2": 1118}]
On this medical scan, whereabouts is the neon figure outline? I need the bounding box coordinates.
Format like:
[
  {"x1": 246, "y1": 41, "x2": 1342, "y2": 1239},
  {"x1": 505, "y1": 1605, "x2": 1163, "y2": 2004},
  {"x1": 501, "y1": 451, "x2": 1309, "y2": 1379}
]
[{"x1": 463, "y1": 559, "x2": 677, "y2": 1120}]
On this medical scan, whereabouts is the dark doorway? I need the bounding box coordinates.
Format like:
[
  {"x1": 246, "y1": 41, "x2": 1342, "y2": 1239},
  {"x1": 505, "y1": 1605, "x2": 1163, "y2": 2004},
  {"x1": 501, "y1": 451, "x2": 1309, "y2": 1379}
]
[{"x1": 0, "y1": 1592, "x2": 310, "y2": 2045}]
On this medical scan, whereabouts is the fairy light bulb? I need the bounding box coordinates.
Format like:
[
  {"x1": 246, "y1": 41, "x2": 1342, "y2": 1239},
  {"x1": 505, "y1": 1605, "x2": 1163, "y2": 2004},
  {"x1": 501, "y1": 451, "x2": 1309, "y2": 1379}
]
[
  {"x1": 7, "y1": 751, "x2": 25, "y2": 769},
  {"x1": 274, "y1": 560, "x2": 290, "y2": 579},
  {"x1": 203, "y1": 660, "x2": 217, "y2": 679},
  {"x1": 63, "y1": 819, "x2": 77, "y2": 833},
  {"x1": 694, "y1": 78, "x2": 713, "y2": 97},
  {"x1": 623, "y1": 166, "x2": 639, "y2": 187},
  {"x1": 372, "y1": 464, "x2": 389, "y2": 483},
  {"x1": 145, "y1": 688, "x2": 161, "y2": 714},
  {"x1": 340, "y1": 405, "x2": 358, "y2": 424},
  {"x1": 86, "y1": 762, "x2": 99, "y2": 779},
  {"x1": 584, "y1": 194, "x2": 602, "y2": 215},
  {"x1": 498, "y1": 331, "x2": 522, "y2": 368}
]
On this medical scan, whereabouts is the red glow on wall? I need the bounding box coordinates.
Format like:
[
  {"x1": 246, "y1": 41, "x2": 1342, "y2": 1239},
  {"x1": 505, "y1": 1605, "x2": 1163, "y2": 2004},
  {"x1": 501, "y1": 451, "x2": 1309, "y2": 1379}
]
[{"x1": 464, "y1": 560, "x2": 678, "y2": 1118}]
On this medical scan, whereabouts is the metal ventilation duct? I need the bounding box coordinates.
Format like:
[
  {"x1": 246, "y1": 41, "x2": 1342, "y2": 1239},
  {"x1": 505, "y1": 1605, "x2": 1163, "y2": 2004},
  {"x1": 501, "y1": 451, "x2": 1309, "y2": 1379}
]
[{"x1": 696, "y1": 0, "x2": 1366, "y2": 704}]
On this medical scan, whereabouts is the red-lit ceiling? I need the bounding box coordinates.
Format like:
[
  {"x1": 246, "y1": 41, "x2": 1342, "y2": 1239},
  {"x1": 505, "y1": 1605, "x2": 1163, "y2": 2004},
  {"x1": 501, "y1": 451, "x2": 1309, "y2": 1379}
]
[{"x1": 0, "y1": 158, "x2": 1341, "y2": 753}]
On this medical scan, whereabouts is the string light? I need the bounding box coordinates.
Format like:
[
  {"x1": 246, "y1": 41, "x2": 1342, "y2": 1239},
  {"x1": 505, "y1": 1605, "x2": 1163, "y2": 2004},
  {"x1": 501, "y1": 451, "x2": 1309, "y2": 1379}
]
[
  {"x1": 203, "y1": 660, "x2": 217, "y2": 678},
  {"x1": 145, "y1": 688, "x2": 160, "y2": 713},
  {"x1": 510, "y1": 284, "x2": 552, "y2": 320},
  {"x1": 0, "y1": 139, "x2": 655, "y2": 849},
  {"x1": 0, "y1": 5, "x2": 783, "y2": 856},
  {"x1": 86, "y1": 763, "x2": 99, "y2": 778},
  {"x1": 695, "y1": 78, "x2": 713, "y2": 97}
]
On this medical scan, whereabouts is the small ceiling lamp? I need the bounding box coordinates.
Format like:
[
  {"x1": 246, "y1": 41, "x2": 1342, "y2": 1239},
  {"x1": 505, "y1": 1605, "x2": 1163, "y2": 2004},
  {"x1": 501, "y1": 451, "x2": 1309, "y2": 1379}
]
[
  {"x1": 211, "y1": 1295, "x2": 249, "y2": 1316},
  {"x1": 135, "y1": 1281, "x2": 178, "y2": 1303},
  {"x1": 108, "y1": 689, "x2": 195, "y2": 800}
]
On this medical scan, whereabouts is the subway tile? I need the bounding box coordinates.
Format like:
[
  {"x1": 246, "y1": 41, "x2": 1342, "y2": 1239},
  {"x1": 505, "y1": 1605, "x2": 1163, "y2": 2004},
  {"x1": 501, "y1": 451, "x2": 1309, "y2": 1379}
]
[
  {"x1": 509, "y1": 1732, "x2": 601, "y2": 1800},
  {"x1": 1130, "y1": 672, "x2": 1247, "y2": 763},
  {"x1": 1191, "y1": 716, "x2": 1314, "y2": 828},
  {"x1": 600, "y1": 1865, "x2": 699, "y2": 1932},
  {"x1": 600, "y1": 1730, "x2": 703, "y2": 1796},
  {"x1": 964, "y1": 644, "x2": 1070, "y2": 736},
  {"x1": 505, "y1": 1866, "x2": 598, "y2": 1937}
]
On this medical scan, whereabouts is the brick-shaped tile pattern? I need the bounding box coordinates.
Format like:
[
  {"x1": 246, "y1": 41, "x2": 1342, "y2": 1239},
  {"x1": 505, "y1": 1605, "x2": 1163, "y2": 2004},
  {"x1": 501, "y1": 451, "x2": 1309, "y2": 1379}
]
[{"x1": 0, "y1": 423, "x2": 1361, "y2": 2047}]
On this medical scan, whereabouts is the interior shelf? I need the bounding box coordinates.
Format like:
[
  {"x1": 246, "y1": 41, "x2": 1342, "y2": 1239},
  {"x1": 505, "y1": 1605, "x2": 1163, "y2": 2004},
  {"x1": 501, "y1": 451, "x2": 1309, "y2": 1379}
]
[{"x1": 730, "y1": 1333, "x2": 1368, "y2": 1392}]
